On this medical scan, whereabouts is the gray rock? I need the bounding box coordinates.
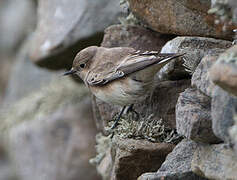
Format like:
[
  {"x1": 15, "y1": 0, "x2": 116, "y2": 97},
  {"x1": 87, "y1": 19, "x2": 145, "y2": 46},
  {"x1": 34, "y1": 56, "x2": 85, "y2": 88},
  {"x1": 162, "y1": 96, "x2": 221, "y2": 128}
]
[
  {"x1": 160, "y1": 36, "x2": 231, "y2": 80},
  {"x1": 192, "y1": 55, "x2": 217, "y2": 97},
  {"x1": 210, "y1": 45, "x2": 237, "y2": 97},
  {"x1": 138, "y1": 140, "x2": 207, "y2": 180},
  {"x1": 0, "y1": 78, "x2": 100, "y2": 180},
  {"x1": 229, "y1": 114, "x2": 237, "y2": 155},
  {"x1": 2, "y1": 36, "x2": 62, "y2": 107},
  {"x1": 212, "y1": 86, "x2": 237, "y2": 143},
  {"x1": 29, "y1": 0, "x2": 122, "y2": 69},
  {"x1": 191, "y1": 143, "x2": 237, "y2": 180},
  {"x1": 128, "y1": 0, "x2": 234, "y2": 39},
  {"x1": 0, "y1": 0, "x2": 36, "y2": 54},
  {"x1": 176, "y1": 88, "x2": 221, "y2": 144}
]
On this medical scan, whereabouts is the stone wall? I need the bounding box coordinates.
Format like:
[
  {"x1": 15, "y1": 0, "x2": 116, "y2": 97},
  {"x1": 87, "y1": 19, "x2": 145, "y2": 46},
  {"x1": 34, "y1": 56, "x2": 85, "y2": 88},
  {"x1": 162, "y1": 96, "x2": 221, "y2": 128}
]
[{"x1": 0, "y1": 0, "x2": 237, "y2": 180}]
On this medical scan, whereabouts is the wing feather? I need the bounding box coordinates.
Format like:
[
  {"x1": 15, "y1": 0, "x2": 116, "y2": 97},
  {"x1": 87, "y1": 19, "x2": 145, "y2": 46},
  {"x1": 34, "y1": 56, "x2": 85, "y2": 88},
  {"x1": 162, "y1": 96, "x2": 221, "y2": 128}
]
[{"x1": 87, "y1": 52, "x2": 184, "y2": 86}]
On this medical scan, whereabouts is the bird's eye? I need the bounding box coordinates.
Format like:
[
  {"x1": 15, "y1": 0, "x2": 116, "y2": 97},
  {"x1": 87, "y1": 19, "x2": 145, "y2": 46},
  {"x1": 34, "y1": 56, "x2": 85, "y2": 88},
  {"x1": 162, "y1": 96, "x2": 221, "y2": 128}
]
[{"x1": 80, "y1": 63, "x2": 85, "y2": 68}]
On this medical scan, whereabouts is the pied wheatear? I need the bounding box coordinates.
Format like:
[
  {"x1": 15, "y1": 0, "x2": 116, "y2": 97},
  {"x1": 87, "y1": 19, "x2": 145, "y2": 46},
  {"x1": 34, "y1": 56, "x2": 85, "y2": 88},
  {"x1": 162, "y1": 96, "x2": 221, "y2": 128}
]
[{"x1": 64, "y1": 46, "x2": 184, "y2": 128}]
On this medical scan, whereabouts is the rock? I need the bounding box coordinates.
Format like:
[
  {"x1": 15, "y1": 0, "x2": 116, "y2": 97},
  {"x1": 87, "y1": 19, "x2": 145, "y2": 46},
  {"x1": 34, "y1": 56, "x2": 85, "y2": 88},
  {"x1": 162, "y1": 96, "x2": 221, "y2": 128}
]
[
  {"x1": 229, "y1": 114, "x2": 237, "y2": 155},
  {"x1": 93, "y1": 80, "x2": 190, "y2": 135},
  {"x1": 138, "y1": 139, "x2": 206, "y2": 180},
  {"x1": 0, "y1": 78, "x2": 100, "y2": 180},
  {"x1": 191, "y1": 55, "x2": 217, "y2": 97},
  {"x1": 0, "y1": 0, "x2": 36, "y2": 54},
  {"x1": 160, "y1": 36, "x2": 231, "y2": 80},
  {"x1": 176, "y1": 88, "x2": 221, "y2": 144},
  {"x1": 191, "y1": 143, "x2": 237, "y2": 180},
  {"x1": 101, "y1": 24, "x2": 174, "y2": 51},
  {"x1": 2, "y1": 36, "x2": 62, "y2": 107},
  {"x1": 111, "y1": 136, "x2": 175, "y2": 180},
  {"x1": 210, "y1": 45, "x2": 237, "y2": 97},
  {"x1": 29, "y1": 0, "x2": 122, "y2": 69},
  {"x1": 127, "y1": 0, "x2": 235, "y2": 39},
  {"x1": 212, "y1": 86, "x2": 237, "y2": 143}
]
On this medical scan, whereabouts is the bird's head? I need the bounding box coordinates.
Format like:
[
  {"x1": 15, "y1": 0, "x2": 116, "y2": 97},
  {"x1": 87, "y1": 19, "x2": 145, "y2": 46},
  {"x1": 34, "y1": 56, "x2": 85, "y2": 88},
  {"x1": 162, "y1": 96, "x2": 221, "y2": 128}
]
[{"x1": 63, "y1": 46, "x2": 98, "y2": 79}]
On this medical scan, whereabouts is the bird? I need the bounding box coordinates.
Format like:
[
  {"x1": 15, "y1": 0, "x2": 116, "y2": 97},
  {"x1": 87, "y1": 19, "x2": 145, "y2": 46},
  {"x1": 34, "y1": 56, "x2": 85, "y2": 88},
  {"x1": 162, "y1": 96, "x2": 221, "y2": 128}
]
[{"x1": 64, "y1": 46, "x2": 185, "y2": 128}]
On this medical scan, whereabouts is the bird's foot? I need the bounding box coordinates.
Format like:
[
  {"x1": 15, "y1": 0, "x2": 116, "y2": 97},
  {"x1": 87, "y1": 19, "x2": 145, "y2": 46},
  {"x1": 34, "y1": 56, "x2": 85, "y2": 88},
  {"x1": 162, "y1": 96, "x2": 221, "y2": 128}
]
[{"x1": 111, "y1": 106, "x2": 126, "y2": 129}]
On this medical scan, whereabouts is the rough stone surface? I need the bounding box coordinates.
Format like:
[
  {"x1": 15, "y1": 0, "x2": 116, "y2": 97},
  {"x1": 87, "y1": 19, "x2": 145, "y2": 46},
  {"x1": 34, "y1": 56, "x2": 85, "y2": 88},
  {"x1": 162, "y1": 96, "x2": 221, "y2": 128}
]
[
  {"x1": 2, "y1": 37, "x2": 62, "y2": 107},
  {"x1": 101, "y1": 25, "x2": 174, "y2": 52},
  {"x1": 93, "y1": 80, "x2": 190, "y2": 134},
  {"x1": 229, "y1": 114, "x2": 237, "y2": 155},
  {"x1": 0, "y1": 78, "x2": 100, "y2": 180},
  {"x1": 192, "y1": 55, "x2": 218, "y2": 97},
  {"x1": 128, "y1": 0, "x2": 235, "y2": 39},
  {"x1": 210, "y1": 45, "x2": 237, "y2": 97},
  {"x1": 29, "y1": 0, "x2": 122, "y2": 69},
  {"x1": 138, "y1": 140, "x2": 206, "y2": 180},
  {"x1": 111, "y1": 136, "x2": 175, "y2": 180},
  {"x1": 160, "y1": 36, "x2": 231, "y2": 80},
  {"x1": 191, "y1": 144, "x2": 237, "y2": 180},
  {"x1": 176, "y1": 88, "x2": 221, "y2": 144},
  {"x1": 212, "y1": 86, "x2": 237, "y2": 143}
]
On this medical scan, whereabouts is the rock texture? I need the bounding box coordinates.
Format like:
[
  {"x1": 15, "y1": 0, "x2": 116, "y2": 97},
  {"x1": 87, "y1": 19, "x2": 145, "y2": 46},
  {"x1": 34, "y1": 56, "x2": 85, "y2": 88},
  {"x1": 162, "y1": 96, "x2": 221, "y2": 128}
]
[
  {"x1": 192, "y1": 144, "x2": 237, "y2": 180},
  {"x1": 191, "y1": 55, "x2": 218, "y2": 97},
  {"x1": 101, "y1": 25, "x2": 174, "y2": 51},
  {"x1": 29, "y1": 0, "x2": 122, "y2": 69},
  {"x1": 138, "y1": 140, "x2": 206, "y2": 180},
  {"x1": 176, "y1": 88, "x2": 221, "y2": 144},
  {"x1": 210, "y1": 45, "x2": 237, "y2": 96},
  {"x1": 128, "y1": 0, "x2": 235, "y2": 39},
  {"x1": 159, "y1": 36, "x2": 231, "y2": 80},
  {"x1": 0, "y1": 78, "x2": 100, "y2": 180},
  {"x1": 211, "y1": 86, "x2": 237, "y2": 143},
  {"x1": 108, "y1": 136, "x2": 174, "y2": 180}
]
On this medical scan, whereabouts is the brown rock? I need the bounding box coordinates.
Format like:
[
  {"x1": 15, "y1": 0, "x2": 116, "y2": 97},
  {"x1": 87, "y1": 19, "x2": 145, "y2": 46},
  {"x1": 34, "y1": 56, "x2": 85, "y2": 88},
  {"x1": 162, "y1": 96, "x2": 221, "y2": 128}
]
[
  {"x1": 101, "y1": 24, "x2": 174, "y2": 51},
  {"x1": 191, "y1": 144, "x2": 237, "y2": 180},
  {"x1": 210, "y1": 45, "x2": 237, "y2": 97},
  {"x1": 139, "y1": 140, "x2": 207, "y2": 180},
  {"x1": 127, "y1": 0, "x2": 235, "y2": 39},
  {"x1": 111, "y1": 136, "x2": 174, "y2": 180},
  {"x1": 191, "y1": 55, "x2": 218, "y2": 97},
  {"x1": 160, "y1": 37, "x2": 231, "y2": 81},
  {"x1": 176, "y1": 88, "x2": 221, "y2": 144}
]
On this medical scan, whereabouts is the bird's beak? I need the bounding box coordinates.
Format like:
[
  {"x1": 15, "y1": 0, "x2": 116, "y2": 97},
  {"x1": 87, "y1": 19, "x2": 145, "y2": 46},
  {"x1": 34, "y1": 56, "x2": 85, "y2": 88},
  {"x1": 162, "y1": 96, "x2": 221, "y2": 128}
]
[{"x1": 63, "y1": 69, "x2": 77, "y2": 76}]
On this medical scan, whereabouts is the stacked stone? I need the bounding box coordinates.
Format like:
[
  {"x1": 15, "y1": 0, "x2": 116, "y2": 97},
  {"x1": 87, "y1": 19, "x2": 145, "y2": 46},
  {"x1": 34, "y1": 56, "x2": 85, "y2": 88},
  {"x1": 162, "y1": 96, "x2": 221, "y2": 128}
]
[{"x1": 0, "y1": 0, "x2": 237, "y2": 180}]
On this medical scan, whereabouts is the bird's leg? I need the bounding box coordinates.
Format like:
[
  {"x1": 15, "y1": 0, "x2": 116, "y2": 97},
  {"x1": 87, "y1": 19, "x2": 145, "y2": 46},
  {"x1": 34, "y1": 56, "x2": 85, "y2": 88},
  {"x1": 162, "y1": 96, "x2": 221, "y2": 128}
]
[
  {"x1": 126, "y1": 104, "x2": 139, "y2": 121},
  {"x1": 111, "y1": 106, "x2": 126, "y2": 129}
]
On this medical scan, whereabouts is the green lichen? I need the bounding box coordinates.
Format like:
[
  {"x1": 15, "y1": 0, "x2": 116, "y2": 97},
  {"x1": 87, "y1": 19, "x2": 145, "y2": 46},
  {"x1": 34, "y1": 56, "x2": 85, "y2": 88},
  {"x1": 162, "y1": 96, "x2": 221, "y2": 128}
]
[
  {"x1": 106, "y1": 112, "x2": 183, "y2": 144},
  {"x1": 208, "y1": 0, "x2": 237, "y2": 31},
  {"x1": 89, "y1": 133, "x2": 112, "y2": 166}
]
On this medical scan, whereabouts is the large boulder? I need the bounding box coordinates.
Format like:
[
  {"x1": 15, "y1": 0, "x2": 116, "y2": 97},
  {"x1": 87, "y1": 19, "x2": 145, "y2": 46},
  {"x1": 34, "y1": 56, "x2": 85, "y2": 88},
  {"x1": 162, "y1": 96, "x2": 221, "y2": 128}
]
[{"x1": 29, "y1": 0, "x2": 122, "y2": 69}]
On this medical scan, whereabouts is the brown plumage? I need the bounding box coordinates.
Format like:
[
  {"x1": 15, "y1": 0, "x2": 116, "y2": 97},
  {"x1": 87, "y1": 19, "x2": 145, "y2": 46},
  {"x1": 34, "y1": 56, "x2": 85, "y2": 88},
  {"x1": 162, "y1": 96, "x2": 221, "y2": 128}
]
[{"x1": 65, "y1": 46, "x2": 184, "y2": 106}]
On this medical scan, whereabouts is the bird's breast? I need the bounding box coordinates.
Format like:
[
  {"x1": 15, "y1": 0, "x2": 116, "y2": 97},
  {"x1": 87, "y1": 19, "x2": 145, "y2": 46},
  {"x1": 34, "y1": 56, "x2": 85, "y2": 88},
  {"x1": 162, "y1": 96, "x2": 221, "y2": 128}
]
[{"x1": 89, "y1": 77, "x2": 151, "y2": 106}]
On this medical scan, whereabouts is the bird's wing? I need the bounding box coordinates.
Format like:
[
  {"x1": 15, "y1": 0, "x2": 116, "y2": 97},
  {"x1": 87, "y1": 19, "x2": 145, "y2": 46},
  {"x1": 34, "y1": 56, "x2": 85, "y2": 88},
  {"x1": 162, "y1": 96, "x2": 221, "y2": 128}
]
[{"x1": 86, "y1": 51, "x2": 184, "y2": 86}]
